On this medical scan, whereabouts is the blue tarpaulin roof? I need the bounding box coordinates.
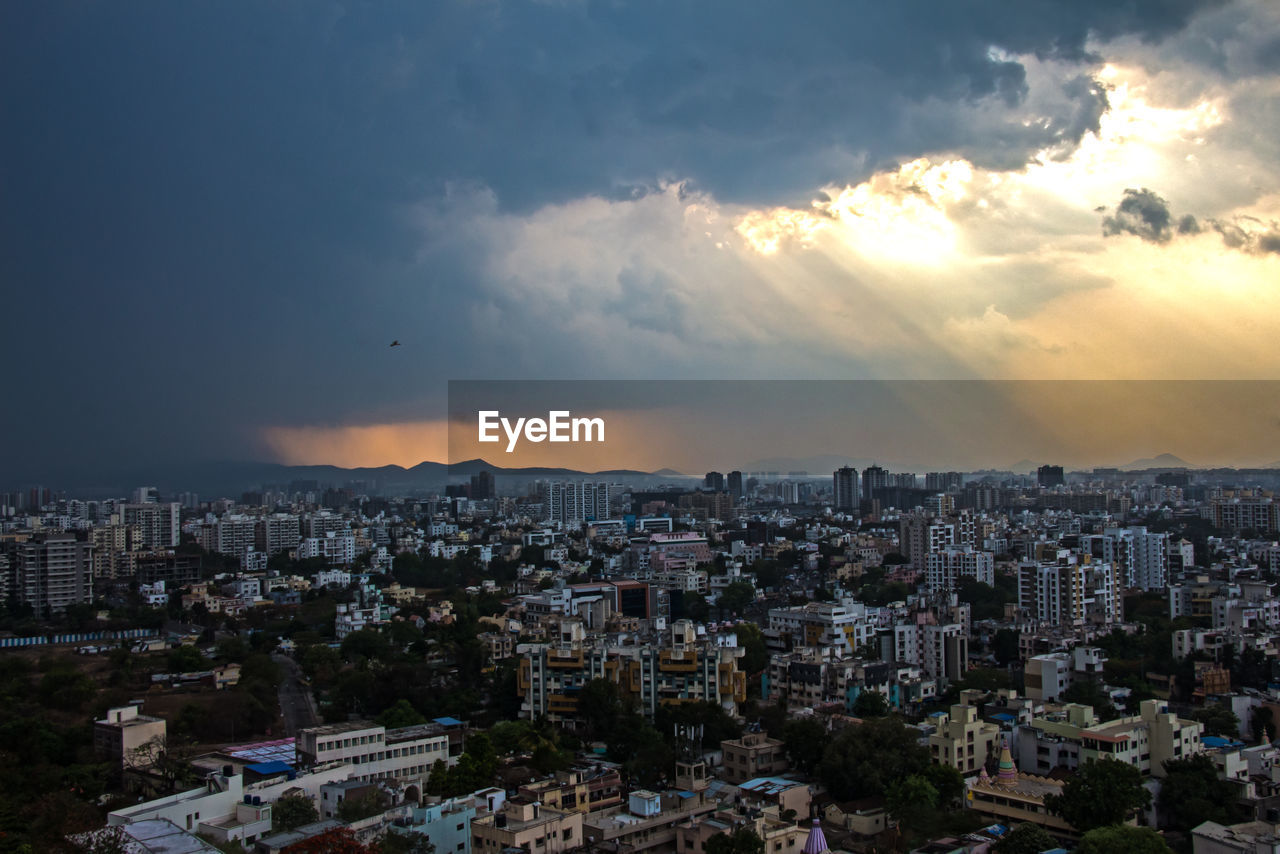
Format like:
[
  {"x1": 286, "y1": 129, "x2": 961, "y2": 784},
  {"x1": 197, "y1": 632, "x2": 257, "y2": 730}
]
[
  {"x1": 434, "y1": 716, "x2": 464, "y2": 727},
  {"x1": 991, "y1": 712, "x2": 1016, "y2": 722},
  {"x1": 245, "y1": 761, "x2": 292, "y2": 775}
]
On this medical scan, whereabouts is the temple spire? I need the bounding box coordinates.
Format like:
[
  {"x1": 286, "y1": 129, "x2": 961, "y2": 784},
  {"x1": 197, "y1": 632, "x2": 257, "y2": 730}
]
[
  {"x1": 996, "y1": 738, "x2": 1018, "y2": 786},
  {"x1": 802, "y1": 818, "x2": 829, "y2": 854}
]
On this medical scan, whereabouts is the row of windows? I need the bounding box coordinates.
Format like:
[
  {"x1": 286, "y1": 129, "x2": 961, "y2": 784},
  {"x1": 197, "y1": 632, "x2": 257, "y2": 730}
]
[{"x1": 318, "y1": 732, "x2": 384, "y2": 751}]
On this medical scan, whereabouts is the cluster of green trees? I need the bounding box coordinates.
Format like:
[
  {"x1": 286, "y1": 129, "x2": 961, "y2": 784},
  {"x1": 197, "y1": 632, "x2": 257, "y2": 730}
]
[
  {"x1": 1033, "y1": 756, "x2": 1229, "y2": 853},
  {"x1": 0, "y1": 655, "x2": 123, "y2": 851},
  {"x1": 575, "y1": 678, "x2": 743, "y2": 789},
  {"x1": 426, "y1": 733, "x2": 499, "y2": 797}
]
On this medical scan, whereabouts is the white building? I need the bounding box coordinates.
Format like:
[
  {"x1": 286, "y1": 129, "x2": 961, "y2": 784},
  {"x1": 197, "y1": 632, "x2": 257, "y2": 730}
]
[
  {"x1": 298, "y1": 532, "x2": 357, "y2": 566},
  {"x1": 925, "y1": 548, "x2": 994, "y2": 593}
]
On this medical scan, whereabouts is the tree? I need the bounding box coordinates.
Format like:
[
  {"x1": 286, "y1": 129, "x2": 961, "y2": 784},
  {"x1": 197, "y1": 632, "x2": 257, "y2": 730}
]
[
  {"x1": 625, "y1": 725, "x2": 676, "y2": 789},
  {"x1": 1158, "y1": 754, "x2": 1239, "y2": 834},
  {"x1": 886, "y1": 774, "x2": 937, "y2": 832},
  {"x1": 817, "y1": 716, "x2": 930, "y2": 801},
  {"x1": 993, "y1": 629, "x2": 1021, "y2": 666},
  {"x1": 377, "y1": 831, "x2": 436, "y2": 854},
  {"x1": 377, "y1": 699, "x2": 427, "y2": 729},
  {"x1": 1075, "y1": 825, "x2": 1171, "y2": 853},
  {"x1": 273, "y1": 793, "x2": 318, "y2": 831},
  {"x1": 1192, "y1": 704, "x2": 1241, "y2": 739},
  {"x1": 337, "y1": 792, "x2": 384, "y2": 822},
  {"x1": 167, "y1": 644, "x2": 209, "y2": 673},
  {"x1": 1044, "y1": 759, "x2": 1151, "y2": 832},
  {"x1": 1061, "y1": 680, "x2": 1116, "y2": 720},
  {"x1": 852, "y1": 690, "x2": 889, "y2": 718},
  {"x1": 531, "y1": 741, "x2": 569, "y2": 775},
  {"x1": 69, "y1": 826, "x2": 134, "y2": 854},
  {"x1": 993, "y1": 822, "x2": 1056, "y2": 854},
  {"x1": 735, "y1": 622, "x2": 768, "y2": 676},
  {"x1": 783, "y1": 719, "x2": 827, "y2": 774},
  {"x1": 341, "y1": 628, "x2": 390, "y2": 662},
  {"x1": 1252, "y1": 706, "x2": 1275, "y2": 744},
  {"x1": 705, "y1": 827, "x2": 764, "y2": 854},
  {"x1": 718, "y1": 581, "x2": 756, "y2": 618},
  {"x1": 578, "y1": 678, "x2": 623, "y2": 740},
  {"x1": 684, "y1": 593, "x2": 710, "y2": 623},
  {"x1": 924, "y1": 763, "x2": 965, "y2": 806},
  {"x1": 488, "y1": 720, "x2": 538, "y2": 756},
  {"x1": 285, "y1": 826, "x2": 374, "y2": 853}
]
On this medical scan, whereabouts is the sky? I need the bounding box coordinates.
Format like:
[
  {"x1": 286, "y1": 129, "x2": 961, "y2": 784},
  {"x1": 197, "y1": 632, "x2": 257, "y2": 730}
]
[{"x1": 4, "y1": 0, "x2": 1280, "y2": 480}]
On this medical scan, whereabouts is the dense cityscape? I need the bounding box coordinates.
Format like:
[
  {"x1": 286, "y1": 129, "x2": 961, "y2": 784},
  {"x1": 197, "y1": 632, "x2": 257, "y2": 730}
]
[{"x1": 3, "y1": 461, "x2": 1280, "y2": 852}]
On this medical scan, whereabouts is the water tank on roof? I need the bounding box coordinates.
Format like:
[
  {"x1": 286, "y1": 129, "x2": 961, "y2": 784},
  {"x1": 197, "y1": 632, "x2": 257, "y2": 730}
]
[
  {"x1": 244, "y1": 795, "x2": 252, "y2": 804},
  {"x1": 253, "y1": 796, "x2": 261, "y2": 806}
]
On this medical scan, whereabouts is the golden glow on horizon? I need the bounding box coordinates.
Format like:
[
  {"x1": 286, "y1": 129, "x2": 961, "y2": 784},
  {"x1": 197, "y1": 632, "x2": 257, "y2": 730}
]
[{"x1": 261, "y1": 421, "x2": 451, "y2": 469}]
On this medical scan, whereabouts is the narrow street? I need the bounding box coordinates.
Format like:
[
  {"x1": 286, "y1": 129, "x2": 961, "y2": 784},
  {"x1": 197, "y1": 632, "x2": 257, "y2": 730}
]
[{"x1": 273, "y1": 651, "x2": 318, "y2": 736}]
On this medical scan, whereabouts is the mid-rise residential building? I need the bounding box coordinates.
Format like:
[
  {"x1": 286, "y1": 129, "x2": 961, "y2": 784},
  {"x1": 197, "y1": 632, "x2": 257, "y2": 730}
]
[
  {"x1": 768, "y1": 601, "x2": 875, "y2": 656},
  {"x1": 472, "y1": 798, "x2": 582, "y2": 854},
  {"x1": 94, "y1": 705, "x2": 168, "y2": 770},
  {"x1": 298, "y1": 532, "x2": 357, "y2": 566},
  {"x1": 929, "y1": 701, "x2": 1001, "y2": 774},
  {"x1": 720, "y1": 730, "x2": 789, "y2": 784},
  {"x1": 518, "y1": 620, "x2": 745, "y2": 724},
  {"x1": 1018, "y1": 553, "x2": 1121, "y2": 626},
  {"x1": 516, "y1": 766, "x2": 623, "y2": 814}
]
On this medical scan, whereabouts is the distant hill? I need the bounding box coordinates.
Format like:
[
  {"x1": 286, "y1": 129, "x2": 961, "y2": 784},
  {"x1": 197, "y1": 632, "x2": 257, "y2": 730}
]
[
  {"x1": 1120, "y1": 453, "x2": 1193, "y2": 471},
  {"x1": 62, "y1": 457, "x2": 691, "y2": 498}
]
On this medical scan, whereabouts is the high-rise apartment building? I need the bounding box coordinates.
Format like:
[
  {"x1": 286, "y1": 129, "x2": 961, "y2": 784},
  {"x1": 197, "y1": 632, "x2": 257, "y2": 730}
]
[
  {"x1": 542, "y1": 482, "x2": 610, "y2": 524},
  {"x1": 861, "y1": 465, "x2": 888, "y2": 500},
  {"x1": 1037, "y1": 465, "x2": 1065, "y2": 488},
  {"x1": 255, "y1": 513, "x2": 301, "y2": 555},
  {"x1": 1103, "y1": 526, "x2": 1169, "y2": 591},
  {"x1": 833, "y1": 466, "x2": 859, "y2": 512},
  {"x1": 925, "y1": 548, "x2": 995, "y2": 592},
  {"x1": 118, "y1": 502, "x2": 180, "y2": 549},
  {"x1": 7, "y1": 533, "x2": 93, "y2": 614}
]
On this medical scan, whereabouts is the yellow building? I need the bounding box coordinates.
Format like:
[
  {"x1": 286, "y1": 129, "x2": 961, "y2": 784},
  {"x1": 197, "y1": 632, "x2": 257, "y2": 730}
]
[
  {"x1": 929, "y1": 702, "x2": 1001, "y2": 774},
  {"x1": 517, "y1": 765, "x2": 624, "y2": 814},
  {"x1": 472, "y1": 798, "x2": 583, "y2": 854}
]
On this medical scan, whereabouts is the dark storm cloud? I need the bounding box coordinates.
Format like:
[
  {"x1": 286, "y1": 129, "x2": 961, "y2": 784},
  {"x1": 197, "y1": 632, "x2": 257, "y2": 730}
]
[
  {"x1": 0, "y1": 0, "x2": 1227, "y2": 480},
  {"x1": 1101, "y1": 189, "x2": 1280, "y2": 254},
  {"x1": 1103, "y1": 188, "x2": 1176, "y2": 243}
]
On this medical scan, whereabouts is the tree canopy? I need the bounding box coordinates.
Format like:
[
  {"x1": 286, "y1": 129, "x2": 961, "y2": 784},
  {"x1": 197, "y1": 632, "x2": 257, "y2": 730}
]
[
  {"x1": 817, "y1": 717, "x2": 930, "y2": 801},
  {"x1": 706, "y1": 827, "x2": 764, "y2": 854},
  {"x1": 992, "y1": 822, "x2": 1056, "y2": 854},
  {"x1": 1158, "y1": 753, "x2": 1240, "y2": 834},
  {"x1": 1044, "y1": 759, "x2": 1151, "y2": 832},
  {"x1": 1075, "y1": 825, "x2": 1171, "y2": 854}
]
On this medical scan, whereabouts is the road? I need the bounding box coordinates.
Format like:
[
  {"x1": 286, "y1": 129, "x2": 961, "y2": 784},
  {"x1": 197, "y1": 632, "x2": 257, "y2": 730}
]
[{"x1": 273, "y1": 651, "x2": 319, "y2": 736}]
